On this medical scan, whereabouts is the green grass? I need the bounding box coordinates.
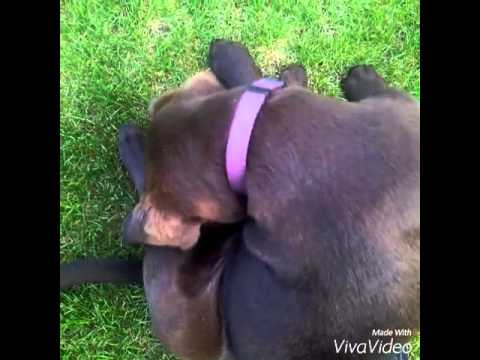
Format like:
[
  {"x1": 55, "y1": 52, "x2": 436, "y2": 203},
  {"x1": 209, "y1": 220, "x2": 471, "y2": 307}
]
[{"x1": 60, "y1": 0, "x2": 420, "y2": 358}]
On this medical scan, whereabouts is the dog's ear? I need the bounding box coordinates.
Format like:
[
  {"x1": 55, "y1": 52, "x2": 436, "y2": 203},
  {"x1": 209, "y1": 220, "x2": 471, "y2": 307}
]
[
  {"x1": 143, "y1": 206, "x2": 201, "y2": 250},
  {"x1": 181, "y1": 70, "x2": 224, "y2": 97},
  {"x1": 149, "y1": 70, "x2": 224, "y2": 119},
  {"x1": 125, "y1": 194, "x2": 243, "y2": 250},
  {"x1": 124, "y1": 196, "x2": 201, "y2": 250},
  {"x1": 148, "y1": 91, "x2": 177, "y2": 118}
]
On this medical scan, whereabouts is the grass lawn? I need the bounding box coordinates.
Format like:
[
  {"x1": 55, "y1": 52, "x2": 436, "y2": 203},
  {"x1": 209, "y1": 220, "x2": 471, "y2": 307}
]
[{"x1": 60, "y1": 0, "x2": 420, "y2": 358}]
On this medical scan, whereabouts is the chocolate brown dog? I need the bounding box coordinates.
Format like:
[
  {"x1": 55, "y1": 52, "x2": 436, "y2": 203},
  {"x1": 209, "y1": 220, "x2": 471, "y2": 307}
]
[{"x1": 118, "y1": 40, "x2": 419, "y2": 360}]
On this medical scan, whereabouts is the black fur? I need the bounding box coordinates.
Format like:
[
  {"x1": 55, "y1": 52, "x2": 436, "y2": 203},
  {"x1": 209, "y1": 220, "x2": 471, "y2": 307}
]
[
  {"x1": 208, "y1": 39, "x2": 262, "y2": 88},
  {"x1": 60, "y1": 259, "x2": 142, "y2": 289}
]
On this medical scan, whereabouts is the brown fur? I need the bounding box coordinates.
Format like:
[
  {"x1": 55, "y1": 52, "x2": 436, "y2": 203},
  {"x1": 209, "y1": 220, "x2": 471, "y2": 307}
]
[{"x1": 130, "y1": 68, "x2": 419, "y2": 359}]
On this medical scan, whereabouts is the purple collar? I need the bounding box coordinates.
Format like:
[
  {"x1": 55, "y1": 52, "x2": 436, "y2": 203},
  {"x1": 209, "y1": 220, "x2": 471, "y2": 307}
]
[{"x1": 225, "y1": 78, "x2": 285, "y2": 194}]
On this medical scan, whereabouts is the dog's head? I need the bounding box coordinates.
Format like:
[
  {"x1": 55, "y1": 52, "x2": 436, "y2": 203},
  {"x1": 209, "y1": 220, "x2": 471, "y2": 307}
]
[{"x1": 124, "y1": 70, "x2": 245, "y2": 250}]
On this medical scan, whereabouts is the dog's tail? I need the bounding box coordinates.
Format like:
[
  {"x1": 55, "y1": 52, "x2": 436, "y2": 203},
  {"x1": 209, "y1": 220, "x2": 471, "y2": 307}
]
[{"x1": 60, "y1": 258, "x2": 143, "y2": 290}]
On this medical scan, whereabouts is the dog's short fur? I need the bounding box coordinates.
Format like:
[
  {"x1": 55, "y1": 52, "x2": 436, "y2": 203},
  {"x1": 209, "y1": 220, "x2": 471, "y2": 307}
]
[{"x1": 119, "y1": 40, "x2": 420, "y2": 360}]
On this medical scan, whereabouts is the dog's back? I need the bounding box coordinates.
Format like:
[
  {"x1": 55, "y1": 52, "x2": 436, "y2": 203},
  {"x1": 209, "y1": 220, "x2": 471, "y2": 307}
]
[{"x1": 221, "y1": 87, "x2": 419, "y2": 360}]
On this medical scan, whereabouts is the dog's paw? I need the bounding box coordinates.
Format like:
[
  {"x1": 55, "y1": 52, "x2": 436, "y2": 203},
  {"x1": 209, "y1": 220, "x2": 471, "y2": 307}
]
[
  {"x1": 208, "y1": 39, "x2": 262, "y2": 88},
  {"x1": 208, "y1": 39, "x2": 245, "y2": 64},
  {"x1": 341, "y1": 65, "x2": 387, "y2": 102}
]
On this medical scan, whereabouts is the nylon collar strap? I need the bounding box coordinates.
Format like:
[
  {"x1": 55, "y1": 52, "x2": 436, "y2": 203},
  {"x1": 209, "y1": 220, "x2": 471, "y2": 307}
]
[{"x1": 225, "y1": 78, "x2": 285, "y2": 194}]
